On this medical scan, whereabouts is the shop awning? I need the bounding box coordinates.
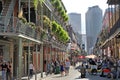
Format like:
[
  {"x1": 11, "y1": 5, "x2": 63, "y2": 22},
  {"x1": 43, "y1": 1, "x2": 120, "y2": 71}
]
[{"x1": 85, "y1": 54, "x2": 97, "y2": 59}]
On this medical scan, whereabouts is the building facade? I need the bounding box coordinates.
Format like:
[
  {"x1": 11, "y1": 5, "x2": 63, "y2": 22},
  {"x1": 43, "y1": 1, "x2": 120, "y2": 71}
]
[
  {"x1": 0, "y1": 0, "x2": 69, "y2": 79},
  {"x1": 68, "y1": 13, "x2": 81, "y2": 34},
  {"x1": 96, "y1": 0, "x2": 120, "y2": 59},
  {"x1": 81, "y1": 34, "x2": 87, "y2": 52},
  {"x1": 86, "y1": 5, "x2": 102, "y2": 54},
  {"x1": 68, "y1": 13, "x2": 82, "y2": 48}
]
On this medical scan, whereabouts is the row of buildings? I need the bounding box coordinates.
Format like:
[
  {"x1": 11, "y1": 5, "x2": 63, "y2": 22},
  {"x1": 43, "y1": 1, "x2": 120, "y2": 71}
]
[
  {"x1": 0, "y1": 0, "x2": 81, "y2": 79},
  {"x1": 67, "y1": 6, "x2": 103, "y2": 55},
  {"x1": 85, "y1": 0, "x2": 120, "y2": 60},
  {"x1": 94, "y1": 0, "x2": 120, "y2": 59}
]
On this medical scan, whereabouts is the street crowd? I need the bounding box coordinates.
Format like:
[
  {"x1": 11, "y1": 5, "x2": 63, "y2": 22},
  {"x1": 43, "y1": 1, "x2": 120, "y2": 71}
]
[
  {"x1": 46, "y1": 59, "x2": 71, "y2": 77},
  {"x1": 0, "y1": 60, "x2": 12, "y2": 80},
  {"x1": 80, "y1": 56, "x2": 120, "y2": 80}
]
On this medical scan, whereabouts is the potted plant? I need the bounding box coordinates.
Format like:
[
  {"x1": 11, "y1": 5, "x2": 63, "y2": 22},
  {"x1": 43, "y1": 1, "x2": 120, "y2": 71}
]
[
  {"x1": 27, "y1": 22, "x2": 36, "y2": 29},
  {"x1": 43, "y1": 15, "x2": 51, "y2": 29},
  {"x1": 51, "y1": 21, "x2": 58, "y2": 33},
  {"x1": 19, "y1": 17, "x2": 27, "y2": 24}
]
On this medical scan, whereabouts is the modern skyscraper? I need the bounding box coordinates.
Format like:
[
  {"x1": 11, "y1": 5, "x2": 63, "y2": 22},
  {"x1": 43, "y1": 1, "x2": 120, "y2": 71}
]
[
  {"x1": 68, "y1": 13, "x2": 81, "y2": 34},
  {"x1": 86, "y1": 5, "x2": 102, "y2": 54},
  {"x1": 68, "y1": 13, "x2": 82, "y2": 46}
]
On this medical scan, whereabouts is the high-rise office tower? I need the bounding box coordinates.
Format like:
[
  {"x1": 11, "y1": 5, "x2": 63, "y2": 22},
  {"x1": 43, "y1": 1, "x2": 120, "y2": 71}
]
[
  {"x1": 68, "y1": 13, "x2": 82, "y2": 45},
  {"x1": 86, "y1": 6, "x2": 102, "y2": 54},
  {"x1": 68, "y1": 13, "x2": 81, "y2": 34}
]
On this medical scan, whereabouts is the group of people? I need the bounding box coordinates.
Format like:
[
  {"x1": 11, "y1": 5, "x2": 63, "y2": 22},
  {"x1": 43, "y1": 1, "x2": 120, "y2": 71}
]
[
  {"x1": 79, "y1": 57, "x2": 120, "y2": 79},
  {"x1": 46, "y1": 59, "x2": 71, "y2": 77},
  {"x1": 99, "y1": 57, "x2": 120, "y2": 79},
  {"x1": 60, "y1": 59, "x2": 71, "y2": 76},
  {"x1": 0, "y1": 60, "x2": 12, "y2": 80}
]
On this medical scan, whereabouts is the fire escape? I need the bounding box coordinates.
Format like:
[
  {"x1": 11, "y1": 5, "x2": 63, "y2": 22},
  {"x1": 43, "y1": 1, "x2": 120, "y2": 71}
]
[{"x1": 0, "y1": 0, "x2": 16, "y2": 32}]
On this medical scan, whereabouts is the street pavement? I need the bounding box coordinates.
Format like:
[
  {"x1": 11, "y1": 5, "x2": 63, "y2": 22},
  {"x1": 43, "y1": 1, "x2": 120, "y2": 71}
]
[
  {"x1": 22, "y1": 63, "x2": 111, "y2": 80},
  {"x1": 40, "y1": 65, "x2": 110, "y2": 80}
]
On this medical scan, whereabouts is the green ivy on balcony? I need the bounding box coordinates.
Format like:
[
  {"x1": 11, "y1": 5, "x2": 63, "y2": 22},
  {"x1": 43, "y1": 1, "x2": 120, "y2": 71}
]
[
  {"x1": 19, "y1": 17, "x2": 27, "y2": 24},
  {"x1": 50, "y1": 0, "x2": 69, "y2": 22},
  {"x1": 27, "y1": 22, "x2": 36, "y2": 29},
  {"x1": 43, "y1": 15, "x2": 51, "y2": 29},
  {"x1": 51, "y1": 21, "x2": 69, "y2": 43},
  {"x1": 34, "y1": 0, "x2": 45, "y2": 9}
]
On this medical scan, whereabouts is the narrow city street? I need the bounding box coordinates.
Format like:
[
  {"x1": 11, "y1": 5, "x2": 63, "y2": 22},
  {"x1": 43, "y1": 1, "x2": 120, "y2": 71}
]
[
  {"x1": 0, "y1": 0, "x2": 120, "y2": 80},
  {"x1": 40, "y1": 65, "x2": 110, "y2": 80}
]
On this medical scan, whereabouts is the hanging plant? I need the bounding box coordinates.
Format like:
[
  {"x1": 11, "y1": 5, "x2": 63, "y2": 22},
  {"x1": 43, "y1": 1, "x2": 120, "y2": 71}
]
[
  {"x1": 51, "y1": 21, "x2": 58, "y2": 33},
  {"x1": 60, "y1": 10, "x2": 65, "y2": 16},
  {"x1": 64, "y1": 15, "x2": 69, "y2": 21},
  {"x1": 27, "y1": 22, "x2": 36, "y2": 29},
  {"x1": 60, "y1": 31, "x2": 69, "y2": 42},
  {"x1": 51, "y1": 20, "x2": 70, "y2": 43},
  {"x1": 34, "y1": 0, "x2": 45, "y2": 9},
  {"x1": 54, "y1": 0, "x2": 60, "y2": 7},
  {"x1": 50, "y1": 0, "x2": 55, "y2": 5},
  {"x1": 33, "y1": 0, "x2": 38, "y2": 10},
  {"x1": 43, "y1": 15, "x2": 51, "y2": 29},
  {"x1": 19, "y1": 17, "x2": 27, "y2": 24},
  {"x1": 57, "y1": 6, "x2": 62, "y2": 12}
]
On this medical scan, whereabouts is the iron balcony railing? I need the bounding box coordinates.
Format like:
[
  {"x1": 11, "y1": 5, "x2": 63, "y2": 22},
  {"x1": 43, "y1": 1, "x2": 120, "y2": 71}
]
[
  {"x1": 44, "y1": 0, "x2": 54, "y2": 11},
  {"x1": 0, "y1": 17, "x2": 41, "y2": 41},
  {"x1": 108, "y1": 17, "x2": 120, "y2": 37}
]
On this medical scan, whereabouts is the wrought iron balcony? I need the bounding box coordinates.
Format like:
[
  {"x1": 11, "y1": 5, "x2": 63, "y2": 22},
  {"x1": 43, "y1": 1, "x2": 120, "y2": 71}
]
[
  {"x1": 44, "y1": 0, "x2": 54, "y2": 11},
  {"x1": 107, "y1": 0, "x2": 120, "y2": 5},
  {"x1": 0, "y1": 17, "x2": 41, "y2": 41},
  {"x1": 108, "y1": 17, "x2": 120, "y2": 37}
]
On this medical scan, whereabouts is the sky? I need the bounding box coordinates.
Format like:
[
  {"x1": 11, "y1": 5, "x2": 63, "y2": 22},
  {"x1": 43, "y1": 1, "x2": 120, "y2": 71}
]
[{"x1": 62, "y1": 0, "x2": 108, "y2": 34}]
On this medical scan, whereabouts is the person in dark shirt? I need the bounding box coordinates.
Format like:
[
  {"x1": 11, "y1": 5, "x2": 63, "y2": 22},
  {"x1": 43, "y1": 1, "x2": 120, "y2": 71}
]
[
  {"x1": 79, "y1": 64, "x2": 86, "y2": 78},
  {"x1": 60, "y1": 62, "x2": 65, "y2": 76},
  {"x1": 1, "y1": 61, "x2": 7, "y2": 80},
  {"x1": 6, "y1": 61, "x2": 12, "y2": 80}
]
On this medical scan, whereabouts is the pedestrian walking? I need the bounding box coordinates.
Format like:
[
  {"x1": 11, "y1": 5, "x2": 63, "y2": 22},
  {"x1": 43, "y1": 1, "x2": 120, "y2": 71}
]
[
  {"x1": 6, "y1": 61, "x2": 12, "y2": 80},
  {"x1": 46, "y1": 60, "x2": 52, "y2": 75},
  {"x1": 1, "y1": 61, "x2": 7, "y2": 80},
  {"x1": 54, "y1": 59, "x2": 60, "y2": 74},
  {"x1": 65, "y1": 59, "x2": 71, "y2": 76},
  {"x1": 51, "y1": 60, "x2": 55, "y2": 73},
  {"x1": 29, "y1": 62, "x2": 35, "y2": 78},
  {"x1": 60, "y1": 62, "x2": 65, "y2": 76},
  {"x1": 79, "y1": 64, "x2": 86, "y2": 78}
]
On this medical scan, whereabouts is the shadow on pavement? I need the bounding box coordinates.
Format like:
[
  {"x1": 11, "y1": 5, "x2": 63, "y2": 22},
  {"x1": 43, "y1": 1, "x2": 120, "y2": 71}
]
[
  {"x1": 52, "y1": 75, "x2": 62, "y2": 78},
  {"x1": 75, "y1": 65, "x2": 81, "y2": 69}
]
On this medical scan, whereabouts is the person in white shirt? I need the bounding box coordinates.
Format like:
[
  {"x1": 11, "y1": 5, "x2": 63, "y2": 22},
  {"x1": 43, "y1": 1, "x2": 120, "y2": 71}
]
[{"x1": 29, "y1": 62, "x2": 34, "y2": 78}]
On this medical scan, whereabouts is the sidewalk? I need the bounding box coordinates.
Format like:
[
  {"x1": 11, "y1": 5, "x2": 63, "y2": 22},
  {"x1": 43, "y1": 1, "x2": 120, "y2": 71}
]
[
  {"x1": 40, "y1": 66, "x2": 79, "y2": 80},
  {"x1": 21, "y1": 65, "x2": 77, "y2": 80},
  {"x1": 21, "y1": 72, "x2": 46, "y2": 80}
]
